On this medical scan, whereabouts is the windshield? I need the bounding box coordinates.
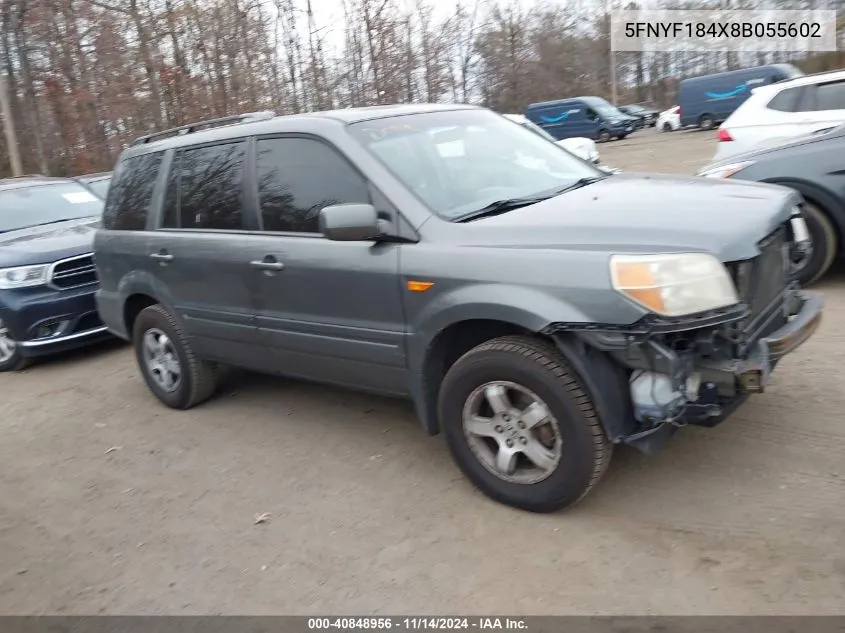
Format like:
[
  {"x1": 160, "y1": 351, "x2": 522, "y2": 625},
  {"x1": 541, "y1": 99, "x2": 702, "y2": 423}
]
[
  {"x1": 518, "y1": 119, "x2": 558, "y2": 143},
  {"x1": 348, "y1": 110, "x2": 601, "y2": 220},
  {"x1": 625, "y1": 105, "x2": 645, "y2": 113},
  {"x1": 0, "y1": 181, "x2": 103, "y2": 233},
  {"x1": 587, "y1": 100, "x2": 623, "y2": 118},
  {"x1": 84, "y1": 177, "x2": 111, "y2": 198}
]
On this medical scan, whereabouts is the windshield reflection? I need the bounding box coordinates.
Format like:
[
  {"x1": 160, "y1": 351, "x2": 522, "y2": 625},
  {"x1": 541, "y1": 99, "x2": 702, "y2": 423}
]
[{"x1": 348, "y1": 110, "x2": 601, "y2": 220}]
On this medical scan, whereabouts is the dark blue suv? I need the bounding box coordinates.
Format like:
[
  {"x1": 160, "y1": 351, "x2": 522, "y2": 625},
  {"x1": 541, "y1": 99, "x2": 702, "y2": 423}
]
[{"x1": 0, "y1": 176, "x2": 110, "y2": 371}]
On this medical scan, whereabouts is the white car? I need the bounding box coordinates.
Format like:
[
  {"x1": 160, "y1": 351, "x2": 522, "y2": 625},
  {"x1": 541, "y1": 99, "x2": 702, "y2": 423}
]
[
  {"x1": 657, "y1": 105, "x2": 680, "y2": 132},
  {"x1": 711, "y1": 69, "x2": 845, "y2": 163},
  {"x1": 503, "y1": 114, "x2": 600, "y2": 164}
]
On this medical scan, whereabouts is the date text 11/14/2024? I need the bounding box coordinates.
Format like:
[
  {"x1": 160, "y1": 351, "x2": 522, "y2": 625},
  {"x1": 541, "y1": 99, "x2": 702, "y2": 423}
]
[{"x1": 307, "y1": 618, "x2": 528, "y2": 630}]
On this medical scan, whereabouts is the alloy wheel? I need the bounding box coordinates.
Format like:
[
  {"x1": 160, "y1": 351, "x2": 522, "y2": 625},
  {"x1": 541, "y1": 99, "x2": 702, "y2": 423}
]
[
  {"x1": 462, "y1": 381, "x2": 563, "y2": 485},
  {"x1": 142, "y1": 328, "x2": 182, "y2": 392},
  {"x1": 0, "y1": 318, "x2": 17, "y2": 364}
]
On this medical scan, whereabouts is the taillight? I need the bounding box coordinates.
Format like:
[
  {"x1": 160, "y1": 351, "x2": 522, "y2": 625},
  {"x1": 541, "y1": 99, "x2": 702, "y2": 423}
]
[
  {"x1": 677, "y1": 106, "x2": 682, "y2": 116},
  {"x1": 718, "y1": 128, "x2": 733, "y2": 142}
]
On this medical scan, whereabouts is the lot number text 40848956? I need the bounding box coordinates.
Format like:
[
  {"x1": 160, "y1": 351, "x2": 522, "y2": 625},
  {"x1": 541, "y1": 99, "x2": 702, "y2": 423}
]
[{"x1": 307, "y1": 618, "x2": 528, "y2": 630}]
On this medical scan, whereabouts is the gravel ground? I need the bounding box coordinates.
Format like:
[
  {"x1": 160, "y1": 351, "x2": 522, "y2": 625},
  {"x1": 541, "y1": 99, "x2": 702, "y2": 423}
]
[{"x1": 1, "y1": 127, "x2": 843, "y2": 615}]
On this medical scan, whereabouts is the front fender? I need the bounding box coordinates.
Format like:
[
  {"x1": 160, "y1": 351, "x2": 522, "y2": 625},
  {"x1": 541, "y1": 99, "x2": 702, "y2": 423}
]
[
  {"x1": 408, "y1": 283, "x2": 592, "y2": 371},
  {"x1": 406, "y1": 283, "x2": 598, "y2": 435}
]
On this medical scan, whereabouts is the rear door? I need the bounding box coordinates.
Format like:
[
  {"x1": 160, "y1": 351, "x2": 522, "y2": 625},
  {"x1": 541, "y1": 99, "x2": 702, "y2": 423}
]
[
  {"x1": 145, "y1": 139, "x2": 266, "y2": 368},
  {"x1": 246, "y1": 135, "x2": 408, "y2": 395}
]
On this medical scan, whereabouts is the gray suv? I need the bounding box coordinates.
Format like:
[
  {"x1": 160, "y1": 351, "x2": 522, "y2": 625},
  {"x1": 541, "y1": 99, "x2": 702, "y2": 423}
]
[{"x1": 94, "y1": 104, "x2": 823, "y2": 513}]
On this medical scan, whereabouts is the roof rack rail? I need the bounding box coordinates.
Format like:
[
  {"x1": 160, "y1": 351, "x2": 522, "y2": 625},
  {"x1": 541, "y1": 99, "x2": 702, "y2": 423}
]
[{"x1": 133, "y1": 110, "x2": 276, "y2": 146}]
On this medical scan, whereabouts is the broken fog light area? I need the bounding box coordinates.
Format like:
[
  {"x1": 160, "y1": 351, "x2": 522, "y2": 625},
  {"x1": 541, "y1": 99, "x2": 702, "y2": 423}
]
[{"x1": 629, "y1": 370, "x2": 701, "y2": 424}]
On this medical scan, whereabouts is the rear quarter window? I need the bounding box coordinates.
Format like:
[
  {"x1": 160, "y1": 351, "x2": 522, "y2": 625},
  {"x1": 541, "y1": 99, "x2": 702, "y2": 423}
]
[
  {"x1": 102, "y1": 152, "x2": 164, "y2": 231},
  {"x1": 766, "y1": 87, "x2": 802, "y2": 112}
]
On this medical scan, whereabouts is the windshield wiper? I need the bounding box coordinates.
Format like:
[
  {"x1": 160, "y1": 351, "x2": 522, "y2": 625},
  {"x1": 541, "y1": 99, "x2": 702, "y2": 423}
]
[
  {"x1": 453, "y1": 195, "x2": 551, "y2": 223},
  {"x1": 453, "y1": 176, "x2": 608, "y2": 223},
  {"x1": 546, "y1": 175, "x2": 607, "y2": 196}
]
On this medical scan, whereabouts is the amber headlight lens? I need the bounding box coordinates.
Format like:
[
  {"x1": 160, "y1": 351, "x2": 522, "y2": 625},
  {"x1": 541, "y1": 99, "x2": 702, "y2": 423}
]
[{"x1": 610, "y1": 253, "x2": 739, "y2": 317}]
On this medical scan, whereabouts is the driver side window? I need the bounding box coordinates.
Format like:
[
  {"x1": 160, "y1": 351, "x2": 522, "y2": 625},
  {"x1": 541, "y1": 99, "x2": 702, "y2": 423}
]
[{"x1": 586, "y1": 109, "x2": 598, "y2": 121}]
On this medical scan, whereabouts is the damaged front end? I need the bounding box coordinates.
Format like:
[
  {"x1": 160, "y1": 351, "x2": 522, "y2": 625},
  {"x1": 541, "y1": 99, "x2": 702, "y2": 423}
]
[{"x1": 544, "y1": 220, "x2": 823, "y2": 454}]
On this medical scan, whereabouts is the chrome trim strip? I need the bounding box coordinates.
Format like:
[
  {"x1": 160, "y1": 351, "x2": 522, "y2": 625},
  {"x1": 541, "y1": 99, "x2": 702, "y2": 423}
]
[
  {"x1": 20, "y1": 325, "x2": 109, "y2": 348},
  {"x1": 47, "y1": 253, "x2": 97, "y2": 290}
]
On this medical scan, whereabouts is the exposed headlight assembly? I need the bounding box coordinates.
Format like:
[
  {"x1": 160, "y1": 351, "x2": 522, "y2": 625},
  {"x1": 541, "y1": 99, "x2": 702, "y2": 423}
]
[
  {"x1": 0, "y1": 264, "x2": 49, "y2": 289},
  {"x1": 697, "y1": 160, "x2": 755, "y2": 179},
  {"x1": 610, "y1": 253, "x2": 739, "y2": 317}
]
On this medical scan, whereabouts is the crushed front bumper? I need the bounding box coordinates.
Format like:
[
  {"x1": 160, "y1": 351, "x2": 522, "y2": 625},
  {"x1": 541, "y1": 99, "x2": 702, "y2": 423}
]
[{"x1": 666, "y1": 290, "x2": 822, "y2": 428}]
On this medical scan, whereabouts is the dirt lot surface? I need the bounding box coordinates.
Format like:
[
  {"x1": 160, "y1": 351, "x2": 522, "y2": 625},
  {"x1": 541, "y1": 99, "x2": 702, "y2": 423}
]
[{"x1": 1, "y1": 128, "x2": 843, "y2": 615}]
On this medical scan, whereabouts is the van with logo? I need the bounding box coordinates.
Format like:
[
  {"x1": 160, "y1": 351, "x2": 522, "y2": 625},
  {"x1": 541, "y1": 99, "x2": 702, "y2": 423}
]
[
  {"x1": 524, "y1": 97, "x2": 634, "y2": 143},
  {"x1": 678, "y1": 64, "x2": 803, "y2": 130}
]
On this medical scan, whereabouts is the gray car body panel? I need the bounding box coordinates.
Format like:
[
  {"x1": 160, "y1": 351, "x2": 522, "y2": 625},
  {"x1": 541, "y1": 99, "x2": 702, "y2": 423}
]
[
  {"x1": 700, "y1": 125, "x2": 845, "y2": 252},
  {"x1": 95, "y1": 103, "x2": 803, "y2": 435}
]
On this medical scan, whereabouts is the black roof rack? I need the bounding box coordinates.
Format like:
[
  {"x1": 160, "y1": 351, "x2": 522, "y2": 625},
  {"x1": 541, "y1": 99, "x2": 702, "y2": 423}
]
[{"x1": 133, "y1": 110, "x2": 276, "y2": 146}]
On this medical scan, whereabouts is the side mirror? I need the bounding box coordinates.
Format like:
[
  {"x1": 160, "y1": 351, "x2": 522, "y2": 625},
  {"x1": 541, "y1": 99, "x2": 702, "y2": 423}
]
[{"x1": 319, "y1": 203, "x2": 381, "y2": 241}]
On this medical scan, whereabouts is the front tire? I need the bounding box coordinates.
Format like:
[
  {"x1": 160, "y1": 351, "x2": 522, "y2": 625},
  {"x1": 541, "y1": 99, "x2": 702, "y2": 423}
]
[
  {"x1": 0, "y1": 318, "x2": 31, "y2": 372},
  {"x1": 597, "y1": 130, "x2": 611, "y2": 143},
  {"x1": 438, "y1": 335, "x2": 612, "y2": 513},
  {"x1": 793, "y1": 202, "x2": 838, "y2": 286},
  {"x1": 132, "y1": 304, "x2": 218, "y2": 409}
]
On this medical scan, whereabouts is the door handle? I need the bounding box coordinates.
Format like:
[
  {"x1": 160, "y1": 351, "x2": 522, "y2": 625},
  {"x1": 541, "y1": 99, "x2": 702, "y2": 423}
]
[
  {"x1": 250, "y1": 260, "x2": 285, "y2": 271},
  {"x1": 150, "y1": 252, "x2": 174, "y2": 263}
]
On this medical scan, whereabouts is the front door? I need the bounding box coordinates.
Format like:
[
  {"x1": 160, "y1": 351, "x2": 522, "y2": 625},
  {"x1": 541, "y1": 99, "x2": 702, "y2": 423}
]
[
  {"x1": 247, "y1": 135, "x2": 408, "y2": 395},
  {"x1": 146, "y1": 140, "x2": 265, "y2": 368}
]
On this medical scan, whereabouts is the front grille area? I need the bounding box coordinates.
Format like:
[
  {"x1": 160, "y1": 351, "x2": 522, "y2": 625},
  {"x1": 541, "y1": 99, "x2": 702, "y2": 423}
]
[
  {"x1": 726, "y1": 224, "x2": 789, "y2": 343},
  {"x1": 49, "y1": 254, "x2": 97, "y2": 290}
]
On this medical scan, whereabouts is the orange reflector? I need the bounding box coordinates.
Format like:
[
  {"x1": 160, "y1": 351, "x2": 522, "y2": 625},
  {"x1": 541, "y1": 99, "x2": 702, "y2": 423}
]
[{"x1": 407, "y1": 280, "x2": 434, "y2": 292}]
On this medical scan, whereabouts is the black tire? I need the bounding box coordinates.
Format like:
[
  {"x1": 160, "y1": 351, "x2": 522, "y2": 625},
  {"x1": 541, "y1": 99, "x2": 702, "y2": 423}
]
[
  {"x1": 438, "y1": 335, "x2": 613, "y2": 513},
  {"x1": 597, "y1": 130, "x2": 612, "y2": 143},
  {"x1": 616, "y1": 134, "x2": 628, "y2": 140},
  {"x1": 794, "y1": 202, "x2": 838, "y2": 286},
  {"x1": 662, "y1": 122, "x2": 673, "y2": 132},
  {"x1": 699, "y1": 114, "x2": 715, "y2": 130},
  {"x1": 132, "y1": 304, "x2": 218, "y2": 409}
]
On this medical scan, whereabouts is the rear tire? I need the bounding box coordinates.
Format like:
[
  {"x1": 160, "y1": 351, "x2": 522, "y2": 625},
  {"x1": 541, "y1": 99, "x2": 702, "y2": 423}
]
[
  {"x1": 662, "y1": 122, "x2": 673, "y2": 132},
  {"x1": 132, "y1": 304, "x2": 219, "y2": 409},
  {"x1": 794, "y1": 202, "x2": 838, "y2": 286},
  {"x1": 438, "y1": 335, "x2": 612, "y2": 513},
  {"x1": 699, "y1": 115, "x2": 715, "y2": 130}
]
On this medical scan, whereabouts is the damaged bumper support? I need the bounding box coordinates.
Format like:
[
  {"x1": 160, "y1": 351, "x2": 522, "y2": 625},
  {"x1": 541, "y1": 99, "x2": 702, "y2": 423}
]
[{"x1": 551, "y1": 290, "x2": 824, "y2": 454}]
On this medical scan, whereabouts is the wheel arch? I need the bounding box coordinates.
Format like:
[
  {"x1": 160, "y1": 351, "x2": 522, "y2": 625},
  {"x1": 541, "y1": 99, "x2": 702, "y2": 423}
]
[
  {"x1": 759, "y1": 177, "x2": 844, "y2": 253},
  {"x1": 116, "y1": 271, "x2": 179, "y2": 338},
  {"x1": 408, "y1": 287, "x2": 637, "y2": 442}
]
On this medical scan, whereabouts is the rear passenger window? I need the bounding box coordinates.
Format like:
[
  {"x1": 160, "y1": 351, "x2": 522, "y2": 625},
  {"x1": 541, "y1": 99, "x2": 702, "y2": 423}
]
[
  {"x1": 815, "y1": 81, "x2": 845, "y2": 111},
  {"x1": 766, "y1": 87, "x2": 801, "y2": 112},
  {"x1": 162, "y1": 141, "x2": 246, "y2": 230},
  {"x1": 102, "y1": 151, "x2": 163, "y2": 230},
  {"x1": 256, "y1": 137, "x2": 370, "y2": 233}
]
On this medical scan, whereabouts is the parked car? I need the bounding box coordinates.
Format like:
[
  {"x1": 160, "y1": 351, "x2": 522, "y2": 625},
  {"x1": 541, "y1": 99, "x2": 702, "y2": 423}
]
[
  {"x1": 618, "y1": 104, "x2": 659, "y2": 128},
  {"x1": 95, "y1": 105, "x2": 821, "y2": 513},
  {"x1": 698, "y1": 122, "x2": 845, "y2": 285},
  {"x1": 678, "y1": 63, "x2": 803, "y2": 130},
  {"x1": 711, "y1": 68, "x2": 845, "y2": 163},
  {"x1": 0, "y1": 176, "x2": 110, "y2": 371},
  {"x1": 657, "y1": 105, "x2": 681, "y2": 132},
  {"x1": 73, "y1": 171, "x2": 112, "y2": 199},
  {"x1": 524, "y1": 96, "x2": 634, "y2": 142},
  {"x1": 503, "y1": 114, "x2": 600, "y2": 163}
]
